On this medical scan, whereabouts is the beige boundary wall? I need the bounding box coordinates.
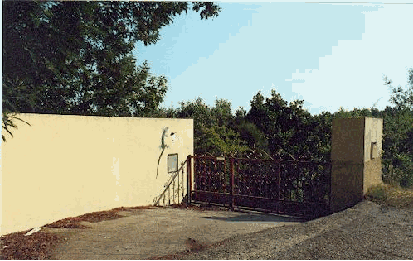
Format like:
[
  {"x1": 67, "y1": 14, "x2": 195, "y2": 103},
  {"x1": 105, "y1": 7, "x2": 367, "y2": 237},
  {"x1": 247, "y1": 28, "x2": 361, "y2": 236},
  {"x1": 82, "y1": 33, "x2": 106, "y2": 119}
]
[
  {"x1": 331, "y1": 117, "x2": 383, "y2": 212},
  {"x1": 1, "y1": 113, "x2": 193, "y2": 236}
]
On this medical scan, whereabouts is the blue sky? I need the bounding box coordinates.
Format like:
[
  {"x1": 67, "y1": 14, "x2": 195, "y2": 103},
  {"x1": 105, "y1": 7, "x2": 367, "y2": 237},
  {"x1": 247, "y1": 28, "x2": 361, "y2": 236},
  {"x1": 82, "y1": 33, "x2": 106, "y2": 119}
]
[{"x1": 134, "y1": 1, "x2": 413, "y2": 115}]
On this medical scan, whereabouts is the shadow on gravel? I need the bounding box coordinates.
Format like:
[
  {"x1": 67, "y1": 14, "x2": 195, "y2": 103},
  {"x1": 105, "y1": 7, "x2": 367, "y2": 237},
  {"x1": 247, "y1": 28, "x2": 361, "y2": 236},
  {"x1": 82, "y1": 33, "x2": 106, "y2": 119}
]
[
  {"x1": 172, "y1": 202, "x2": 332, "y2": 222},
  {"x1": 203, "y1": 213, "x2": 304, "y2": 223}
]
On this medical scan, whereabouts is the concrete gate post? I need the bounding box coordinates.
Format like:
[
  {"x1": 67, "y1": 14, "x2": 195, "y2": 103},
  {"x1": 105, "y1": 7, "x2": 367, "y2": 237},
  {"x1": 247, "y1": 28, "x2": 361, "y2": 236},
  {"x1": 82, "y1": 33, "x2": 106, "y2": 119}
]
[{"x1": 330, "y1": 117, "x2": 383, "y2": 212}]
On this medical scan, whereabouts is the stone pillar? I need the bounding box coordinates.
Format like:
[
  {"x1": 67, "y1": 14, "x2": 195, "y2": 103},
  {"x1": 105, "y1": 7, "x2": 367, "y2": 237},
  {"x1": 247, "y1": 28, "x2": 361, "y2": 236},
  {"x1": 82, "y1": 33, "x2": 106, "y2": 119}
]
[{"x1": 330, "y1": 117, "x2": 383, "y2": 212}]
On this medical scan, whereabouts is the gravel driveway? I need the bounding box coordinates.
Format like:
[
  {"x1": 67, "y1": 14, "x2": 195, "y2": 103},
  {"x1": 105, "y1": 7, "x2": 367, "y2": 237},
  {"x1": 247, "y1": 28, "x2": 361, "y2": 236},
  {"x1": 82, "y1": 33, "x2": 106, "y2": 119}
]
[{"x1": 157, "y1": 201, "x2": 413, "y2": 259}]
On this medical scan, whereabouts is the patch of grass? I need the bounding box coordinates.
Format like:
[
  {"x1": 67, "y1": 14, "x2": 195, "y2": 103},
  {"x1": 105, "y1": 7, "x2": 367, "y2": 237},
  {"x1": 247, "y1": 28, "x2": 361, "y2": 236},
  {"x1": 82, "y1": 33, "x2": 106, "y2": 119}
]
[{"x1": 366, "y1": 183, "x2": 413, "y2": 208}]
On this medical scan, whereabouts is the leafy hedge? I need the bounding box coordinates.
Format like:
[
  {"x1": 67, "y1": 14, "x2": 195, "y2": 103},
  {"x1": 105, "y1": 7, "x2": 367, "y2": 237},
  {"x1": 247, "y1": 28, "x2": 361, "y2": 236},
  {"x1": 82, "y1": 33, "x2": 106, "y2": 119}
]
[{"x1": 158, "y1": 68, "x2": 412, "y2": 188}]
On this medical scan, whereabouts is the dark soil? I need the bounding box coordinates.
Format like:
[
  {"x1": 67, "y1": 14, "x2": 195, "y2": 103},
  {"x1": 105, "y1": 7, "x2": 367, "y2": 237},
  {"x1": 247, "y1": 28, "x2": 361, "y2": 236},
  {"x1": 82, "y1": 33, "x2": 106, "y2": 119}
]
[{"x1": 0, "y1": 230, "x2": 62, "y2": 260}]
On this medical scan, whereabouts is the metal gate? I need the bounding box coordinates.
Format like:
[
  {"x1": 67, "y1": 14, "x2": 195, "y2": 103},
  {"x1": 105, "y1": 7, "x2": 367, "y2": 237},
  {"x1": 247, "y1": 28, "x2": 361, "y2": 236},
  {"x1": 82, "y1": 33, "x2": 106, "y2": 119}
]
[{"x1": 187, "y1": 155, "x2": 331, "y2": 218}]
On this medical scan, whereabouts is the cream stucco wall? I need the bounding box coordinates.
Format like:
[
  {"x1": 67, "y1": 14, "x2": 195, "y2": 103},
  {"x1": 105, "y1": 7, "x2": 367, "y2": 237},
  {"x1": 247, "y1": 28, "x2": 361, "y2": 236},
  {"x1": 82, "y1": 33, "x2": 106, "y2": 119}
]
[{"x1": 1, "y1": 113, "x2": 193, "y2": 236}]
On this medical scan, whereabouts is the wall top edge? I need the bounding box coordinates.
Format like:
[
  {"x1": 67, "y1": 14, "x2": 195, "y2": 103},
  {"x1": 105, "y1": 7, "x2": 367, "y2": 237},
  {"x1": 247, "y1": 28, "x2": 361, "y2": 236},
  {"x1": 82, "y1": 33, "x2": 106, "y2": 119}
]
[
  {"x1": 9, "y1": 113, "x2": 194, "y2": 121},
  {"x1": 333, "y1": 117, "x2": 382, "y2": 120}
]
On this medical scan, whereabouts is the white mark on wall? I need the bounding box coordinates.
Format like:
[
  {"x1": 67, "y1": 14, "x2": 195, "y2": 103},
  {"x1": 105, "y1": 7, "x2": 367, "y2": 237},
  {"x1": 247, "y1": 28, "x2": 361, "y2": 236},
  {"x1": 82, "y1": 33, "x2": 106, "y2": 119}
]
[
  {"x1": 112, "y1": 157, "x2": 120, "y2": 185},
  {"x1": 112, "y1": 157, "x2": 120, "y2": 201},
  {"x1": 171, "y1": 132, "x2": 183, "y2": 147}
]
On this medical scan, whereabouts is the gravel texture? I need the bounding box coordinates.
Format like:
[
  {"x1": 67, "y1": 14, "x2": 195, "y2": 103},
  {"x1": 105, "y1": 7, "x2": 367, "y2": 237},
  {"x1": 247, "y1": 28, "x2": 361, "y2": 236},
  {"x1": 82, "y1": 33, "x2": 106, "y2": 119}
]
[
  {"x1": 159, "y1": 201, "x2": 413, "y2": 260},
  {"x1": 2, "y1": 200, "x2": 412, "y2": 260}
]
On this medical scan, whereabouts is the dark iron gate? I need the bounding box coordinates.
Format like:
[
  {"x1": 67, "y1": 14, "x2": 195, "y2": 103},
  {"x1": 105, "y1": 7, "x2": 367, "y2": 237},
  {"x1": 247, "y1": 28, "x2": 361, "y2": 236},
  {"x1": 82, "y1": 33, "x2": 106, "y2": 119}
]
[{"x1": 187, "y1": 155, "x2": 331, "y2": 218}]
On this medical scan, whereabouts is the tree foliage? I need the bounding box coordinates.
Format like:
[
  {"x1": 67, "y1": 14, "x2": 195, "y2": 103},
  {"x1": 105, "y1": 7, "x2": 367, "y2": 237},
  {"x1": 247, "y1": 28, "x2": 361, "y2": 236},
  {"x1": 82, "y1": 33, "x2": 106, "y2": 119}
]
[
  {"x1": 380, "y1": 69, "x2": 413, "y2": 187},
  {"x1": 2, "y1": 1, "x2": 221, "y2": 141},
  {"x1": 245, "y1": 90, "x2": 326, "y2": 161},
  {"x1": 325, "y1": 68, "x2": 413, "y2": 187},
  {"x1": 173, "y1": 98, "x2": 249, "y2": 157},
  {"x1": 165, "y1": 68, "x2": 412, "y2": 188},
  {"x1": 169, "y1": 90, "x2": 333, "y2": 163}
]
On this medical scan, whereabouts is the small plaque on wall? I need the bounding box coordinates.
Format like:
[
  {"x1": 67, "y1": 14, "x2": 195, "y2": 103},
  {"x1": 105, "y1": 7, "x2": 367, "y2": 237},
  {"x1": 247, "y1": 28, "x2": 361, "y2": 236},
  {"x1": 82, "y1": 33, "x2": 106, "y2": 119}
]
[
  {"x1": 168, "y1": 154, "x2": 178, "y2": 173},
  {"x1": 371, "y1": 142, "x2": 378, "y2": 159}
]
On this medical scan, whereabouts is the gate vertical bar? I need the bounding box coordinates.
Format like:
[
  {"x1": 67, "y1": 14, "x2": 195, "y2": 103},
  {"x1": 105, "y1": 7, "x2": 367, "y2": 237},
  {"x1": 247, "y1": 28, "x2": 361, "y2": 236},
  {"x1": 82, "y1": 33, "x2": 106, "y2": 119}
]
[
  {"x1": 181, "y1": 166, "x2": 184, "y2": 200},
  {"x1": 208, "y1": 159, "x2": 212, "y2": 192},
  {"x1": 277, "y1": 161, "x2": 281, "y2": 200},
  {"x1": 224, "y1": 158, "x2": 227, "y2": 194},
  {"x1": 230, "y1": 158, "x2": 235, "y2": 210},
  {"x1": 328, "y1": 161, "x2": 332, "y2": 211},
  {"x1": 177, "y1": 169, "x2": 180, "y2": 204},
  {"x1": 277, "y1": 160, "x2": 281, "y2": 213},
  {"x1": 187, "y1": 155, "x2": 192, "y2": 205},
  {"x1": 173, "y1": 178, "x2": 176, "y2": 204}
]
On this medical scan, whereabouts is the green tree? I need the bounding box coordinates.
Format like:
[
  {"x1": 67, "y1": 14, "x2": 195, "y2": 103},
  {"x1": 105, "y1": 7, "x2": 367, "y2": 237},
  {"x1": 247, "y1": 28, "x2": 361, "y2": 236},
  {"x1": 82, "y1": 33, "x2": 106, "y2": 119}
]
[
  {"x1": 2, "y1": 1, "x2": 221, "y2": 141},
  {"x1": 384, "y1": 69, "x2": 413, "y2": 111},
  {"x1": 330, "y1": 69, "x2": 413, "y2": 187},
  {"x1": 175, "y1": 98, "x2": 249, "y2": 156},
  {"x1": 381, "y1": 68, "x2": 413, "y2": 187},
  {"x1": 233, "y1": 107, "x2": 270, "y2": 159},
  {"x1": 245, "y1": 90, "x2": 324, "y2": 161},
  {"x1": 311, "y1": 111, "x2": 333, "y2": 162}
]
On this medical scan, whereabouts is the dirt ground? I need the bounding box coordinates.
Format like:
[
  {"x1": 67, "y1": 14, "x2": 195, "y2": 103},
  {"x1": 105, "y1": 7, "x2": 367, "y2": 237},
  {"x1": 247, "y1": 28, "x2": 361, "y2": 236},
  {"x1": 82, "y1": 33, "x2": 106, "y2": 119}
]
[
  {"x1": 1, "y1": 205, "x2": 302, "y2": 260},
  {"x1": 2, "y1": 201, "x2": 413, "y2": 260}
]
